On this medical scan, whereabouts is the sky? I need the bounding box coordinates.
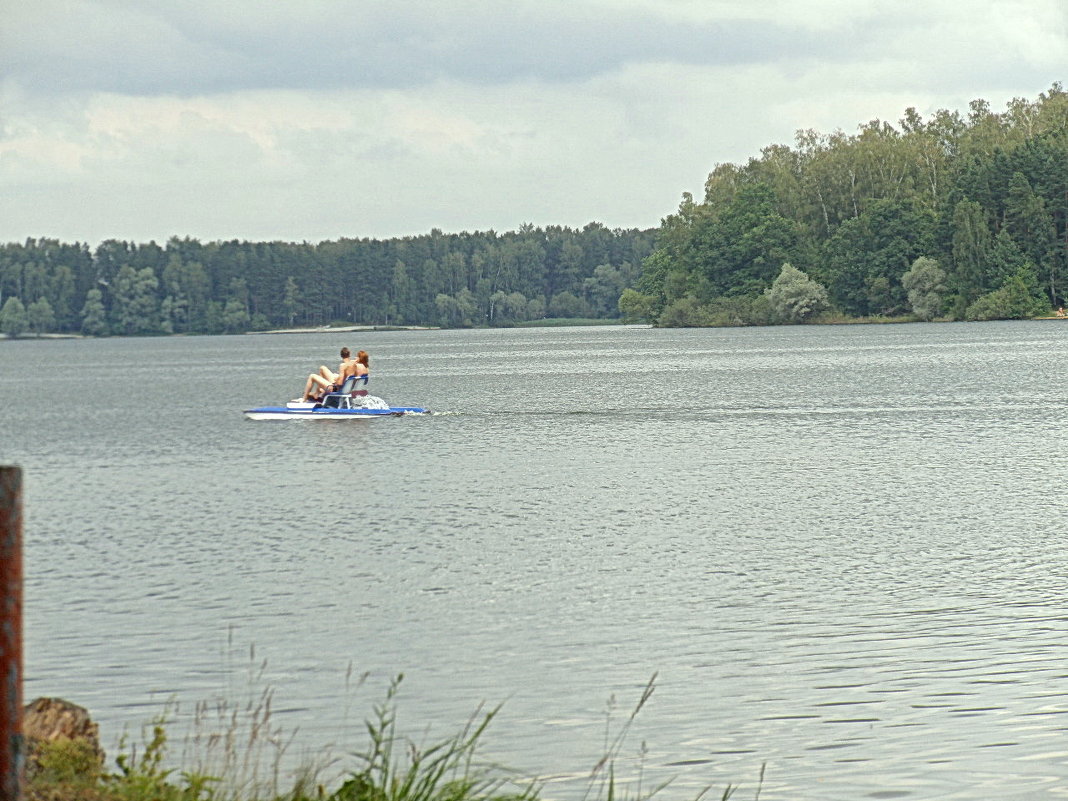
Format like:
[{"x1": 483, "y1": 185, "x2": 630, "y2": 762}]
[{"x1": 2, "y1": 0, "x2": 1066, "y2": 247}]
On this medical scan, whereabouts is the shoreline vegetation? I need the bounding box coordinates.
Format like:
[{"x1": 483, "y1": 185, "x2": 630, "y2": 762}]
[
  {"x1": 4, "y1": 87, "x2": 1068, "y2": 337},
  {"x1": 4, "y1": 312, "x2": 1068, "y2": 343},
  {"x1": 25, "y1": 675, "x2": 756, "y2": 801},
  {"x1": 0, "y1": 318, "x2": 635, "y2": 341},
  {"x1": 620, "y1": 84, "x2": 1068, "y2": 328}
]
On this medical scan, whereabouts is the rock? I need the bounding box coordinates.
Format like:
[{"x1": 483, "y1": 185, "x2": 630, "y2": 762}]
[{"x1": 23, "y1": 697, "x2": 104, "y2": 777}]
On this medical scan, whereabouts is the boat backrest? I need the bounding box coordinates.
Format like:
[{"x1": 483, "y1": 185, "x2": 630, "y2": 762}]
[
  {"x1": 319, "y1": 374, "x2": 369, "y2": 408},
  {"x1": 335, "y1": 374, "x2": 359, "y2": 395}
]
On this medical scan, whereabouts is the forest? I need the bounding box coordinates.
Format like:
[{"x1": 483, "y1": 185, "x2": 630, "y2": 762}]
[
  {"x1": 0, "y1": 224, "x2": 654, "y2": 336},
  {"x1": 622, "y1": 83, "x2": 1068, "y2": 326},
  {"x1": 3, "y1": 85, "x2": 1068, "y2": 336}
]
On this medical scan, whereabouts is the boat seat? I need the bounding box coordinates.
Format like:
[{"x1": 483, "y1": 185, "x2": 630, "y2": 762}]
[
  {"x1": 350, "y1": 373, "x2": 369, "y2": 396},
  {"x1": 319, "y1": 374, "x2": 369, "y2": 408}
]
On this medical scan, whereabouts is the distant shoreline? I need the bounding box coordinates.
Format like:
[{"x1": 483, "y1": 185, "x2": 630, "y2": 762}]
[
  {"x1": 246, "y1": 324, "x2": 438, "y2": 335},
  {"x1": 4, "y1": 316, "x2": 1066, "y2": 342}
]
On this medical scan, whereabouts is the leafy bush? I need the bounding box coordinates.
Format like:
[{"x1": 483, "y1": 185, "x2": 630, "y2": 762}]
[
  {"x1": 658, "y1": 296, "x2": 712, "y2": 327},
  {"x1": 901, "y1": 256, "x2": 946, "y2": 321},
  {"x1": 618, "y1": 289, "x2": 656, "y2": 323},
  {"x1": 30, "y1": 737, "x2": 104, "y2": 791},
  {"x1": 965, "y1": 271, "x2": 1049, "y2": 320},
  {"x1": 764, "y1": 263, "x2": 829, "y2": 323}
]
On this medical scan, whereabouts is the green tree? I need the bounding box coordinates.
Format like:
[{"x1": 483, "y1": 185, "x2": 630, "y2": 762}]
[
  {"x1": 390, "y1": 261, "x2": 415, "y2": 324},
  {"x1": 659, "y1": 296, "x2": 711, "y2": 327},
  {"x1": 1002, "y1": 172, "x2": 1058, "y2": 302},
  {"x1": 222, "y1": 298, "x2": 251, "y2": 333},
  {"x1": 202, "y1": 300, "x2": 224, "y2": 334},
  {"x1": 525, "y1": 295, "x2": 545, "y2": 320},
  {"x1": 950, "y1": 199, "x2": 992, "y2": 310},
  {"x1": 499, "y1": 291, "x2": 530, "y2": 324},
  {"x1": 282, "y1": 276, "x2": 302, "y2": 326},
  {"x1": 0, "y1": 296, "x2": 27, "y2": 337},
  {"x1": 820, "y1": 198, "x2": 933, "y2": 316},
  {"x1": 434, "y1": 290, "x2": 477, "y2": 327},
  {"x1": 548, "y1": 290, "x2": 587, "y2": 318},
  {"x1": 223, "y1": 277, "x2": 251, "y2": 332},
  {"x1": 111, "y1": 265, "x2": 160, "y2": 335},
  {"x1": 618, "y1": 288, "x2": 655, "y2": 323},
  {"x1": 80, "y1": 288, "x2": 109, "y2": 336},
  {"x1": 487, "y1": 290, "x2": 509, "y2": 325},
  {"x1": 583, "y1": 264, "x2": 628, "y2": 317},
  {"x1": 965, "y1": 269, "x2": 1048, "y2": 320},
  {"x1": 901, "y1": 256, "x2": 946, "y2": 321},
  {"x1": 987, "y1": 230, "x2": 1035, "y2": 291},
  {"x1": 49, "y1": 265, "x2": 77, "y2": 329},
  {"x1": 764, "y1": 263, "x2": 829, "y2": 323},
  {"x1": 696, "y1": 183, "x2": 807, "y2": 297},
  {"x1": 26, "y1": 297, "x2": 55, "y2": 334}
]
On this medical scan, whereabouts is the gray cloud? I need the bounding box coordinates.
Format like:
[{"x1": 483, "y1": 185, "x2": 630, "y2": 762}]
[
  {"x1": 3, "y1": 0, "x2": 1066, "y2": 246},
  {"x1": 6, "y1": 1, "x2": 847, "y2": 96}
]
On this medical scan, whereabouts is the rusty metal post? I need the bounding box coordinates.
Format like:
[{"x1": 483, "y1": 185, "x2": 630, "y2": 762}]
[{"x1": 0, "y1": 467, "x2": 22, "y2": 801}]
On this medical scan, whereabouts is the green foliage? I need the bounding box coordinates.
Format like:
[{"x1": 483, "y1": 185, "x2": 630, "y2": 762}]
[
  {"x1": 0, "y1": 227, "x2": 654, "y2": 336},
  {"x1": 328, "y1": 675, "x2": 536, "y2": 801},
  {"x1": 31, "y1": 737, "x2": 104, "y2": 789},
  {"x1": 27, "y1": 715, "x2": 216, "y2": 801},
  {"x1": 17, "y1": 90, "x2": 1068, "y2": 331},
  {"x1": 435, "y1": 291, "x2": 477, "y2": 328},
  {"x1": 950, "y1": 199, "x2": 991, "y2": 306},
  {"x1": 222, "y1": 298, "x2": 251, "y2": 333},
  {"x1": 112, "y1": 715, "x2": 199, "y2": 801},
  {"x1": 282, "y1": 276, "x2": 302, "y2": 326},
  {"x1": 547, "y1": 291, "x2": 588, "y2": 319},
  {"x1": 658, "y1": 296, "x2": 712, "y2": 327},
  {"x1": 965, "y1": 270, "x2": 1049, "y2": 320},
  {"x1": 617, "y1": 288, "x2": 655, "y2": 323},
  {"x1": 24, "y1": 671, "x2": 759, "y2": 801},
  {"x1": 27, "y1": 297, "x2": 56, "y2": 334},
  {"x1": 0, "y1": 296, "x2": 27, "y2": 337},
  {"x1": 584, "y1": 263, "x2": 638, "y2": 317},
  {"x1": 704, "y1": 294, "x2": 773, "y2": 327},
  {"x1": 632, "y1": 84, "x2": 1068, "y2": 325},
  {"x1": 901, "y1": 256, "x2": 947, "y2": 321},
  {"x1": 111, "y1": 265, "x2": 160, "y2": 336},
  {"x1": 763, "y1": 263, "x2": 829, "y2": 323},
  {"x1": 81, "y1": 289, "x2": 110, "y2": 336},
  {"x1": 819, "y1": 198, "x2": 935, "y2": 317}
]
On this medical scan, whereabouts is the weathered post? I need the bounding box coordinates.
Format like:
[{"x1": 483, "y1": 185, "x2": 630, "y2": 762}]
[{"x1": 0, "y1": 467, "x2": 22, "y2": 801}]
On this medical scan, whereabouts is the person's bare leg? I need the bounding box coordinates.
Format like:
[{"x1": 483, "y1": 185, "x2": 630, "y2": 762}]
[
  {"x1": 304, "y1": 374, "x2": 333, "y2": 401},
  {"x1": 302, "y1": 373, "x2": 327, "y2": 401}
]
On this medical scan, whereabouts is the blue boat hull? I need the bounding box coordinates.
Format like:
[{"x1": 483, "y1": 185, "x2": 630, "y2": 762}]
[{"x1": 244, "y1": 405, "x2": 429, "y2": 420}]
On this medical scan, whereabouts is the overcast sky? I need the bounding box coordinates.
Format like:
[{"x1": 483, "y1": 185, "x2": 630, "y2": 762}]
[{"x1": 2, "y1": 0, "x2": 1065, "y2": 246}]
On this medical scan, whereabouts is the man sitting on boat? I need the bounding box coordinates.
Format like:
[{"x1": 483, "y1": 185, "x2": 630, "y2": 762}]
[
  {"x1": 301, "y1": 347, "x2": 352, "y2": 401},
  {"x1": 301, "y1": 349, "x2": 370, "y2": 401}
]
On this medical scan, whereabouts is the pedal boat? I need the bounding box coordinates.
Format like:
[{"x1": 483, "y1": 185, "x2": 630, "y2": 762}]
[{"x1": 244, "y1": 375, "x2": 429, "y2": 420}]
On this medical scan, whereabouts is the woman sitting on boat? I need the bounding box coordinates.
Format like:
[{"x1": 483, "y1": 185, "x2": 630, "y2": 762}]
[
  {"x1": 302, "y1": 349, "x2": 370, "y2": 401},
  {"x1": 353, "y1": 350, "x2": 370, "y2": 376}
]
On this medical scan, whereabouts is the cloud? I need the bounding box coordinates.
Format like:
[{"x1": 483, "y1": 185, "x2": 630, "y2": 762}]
[
  {"x1": 5, "y1": 0, "x2": 850, "y2": 97},
  {"x1": 1, "y1": 0, "x2": 1066, "y2": 245}
]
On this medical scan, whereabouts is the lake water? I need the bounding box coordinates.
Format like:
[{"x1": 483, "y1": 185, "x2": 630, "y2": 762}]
[{"x1": 4, "y1": 321, "x2": 1068, "y2": 800}]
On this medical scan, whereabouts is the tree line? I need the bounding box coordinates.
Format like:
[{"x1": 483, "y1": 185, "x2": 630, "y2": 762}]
[
  {"x1": 5, "y1": 85, "x2": 1068, "y2": 337},
  {"x1": 0, "y1": 224, "x2": 654, "y2": 337},
  {"x1": 621, "y1": 83, "x2": 1068, "y2": 325}
]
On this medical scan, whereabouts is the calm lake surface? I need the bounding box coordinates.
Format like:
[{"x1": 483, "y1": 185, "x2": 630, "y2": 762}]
[{"x1": 4, "y1": 321, "x2": 1068, "y2": 800}]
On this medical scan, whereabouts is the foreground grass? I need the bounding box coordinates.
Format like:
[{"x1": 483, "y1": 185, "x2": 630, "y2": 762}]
[{"x1": 27, "y1": 674, "x2": 756, "y2": 801}]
